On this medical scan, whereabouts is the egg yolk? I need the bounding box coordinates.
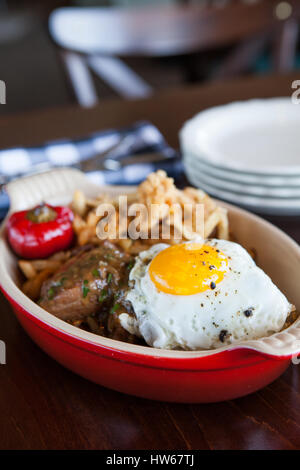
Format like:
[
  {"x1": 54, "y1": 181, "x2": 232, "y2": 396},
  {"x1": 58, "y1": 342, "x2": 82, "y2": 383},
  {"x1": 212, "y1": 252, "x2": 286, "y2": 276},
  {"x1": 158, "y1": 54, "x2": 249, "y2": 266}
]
[{"x1": 149, "y1": 243, "x2": 228, "y2": 295}]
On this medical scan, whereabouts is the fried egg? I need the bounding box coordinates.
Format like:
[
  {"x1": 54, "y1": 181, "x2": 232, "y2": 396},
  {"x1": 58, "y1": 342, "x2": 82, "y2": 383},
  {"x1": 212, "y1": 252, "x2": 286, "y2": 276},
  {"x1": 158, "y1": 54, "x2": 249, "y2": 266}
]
[{"x1": 119, "y1": 239, "x2": 293, "y2": 350}]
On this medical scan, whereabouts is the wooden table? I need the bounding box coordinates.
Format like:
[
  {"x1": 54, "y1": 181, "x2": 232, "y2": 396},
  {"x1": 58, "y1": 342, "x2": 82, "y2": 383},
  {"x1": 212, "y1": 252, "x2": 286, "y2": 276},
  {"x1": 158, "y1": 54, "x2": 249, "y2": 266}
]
[{"x1": 1, "y1": 73, "x2": 300, "y2": 450}]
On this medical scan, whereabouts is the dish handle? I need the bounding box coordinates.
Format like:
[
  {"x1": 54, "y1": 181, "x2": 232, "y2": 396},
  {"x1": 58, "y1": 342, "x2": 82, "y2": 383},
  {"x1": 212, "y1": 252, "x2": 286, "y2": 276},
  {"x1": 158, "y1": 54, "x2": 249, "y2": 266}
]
[
  {"x1": 5, "y1": 168, "x2": 93, "y2": 213},
  {"x1": 233, "y1": 319, "x2": 300, "y2": 359}
]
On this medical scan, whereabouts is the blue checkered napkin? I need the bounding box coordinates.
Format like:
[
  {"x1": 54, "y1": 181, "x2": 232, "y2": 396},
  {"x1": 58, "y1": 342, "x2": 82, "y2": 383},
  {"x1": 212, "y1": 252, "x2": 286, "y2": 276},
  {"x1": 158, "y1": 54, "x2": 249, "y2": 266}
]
[{"x1": 0, "y1": 121, "x2": 183, "y2": 219}]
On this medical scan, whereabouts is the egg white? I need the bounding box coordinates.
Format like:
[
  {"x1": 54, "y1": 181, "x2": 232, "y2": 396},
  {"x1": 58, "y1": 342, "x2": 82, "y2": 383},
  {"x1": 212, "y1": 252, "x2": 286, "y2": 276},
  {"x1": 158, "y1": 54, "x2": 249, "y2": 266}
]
[{"x1": 119, "y1": 239, "x2": 293, "y2": 350}]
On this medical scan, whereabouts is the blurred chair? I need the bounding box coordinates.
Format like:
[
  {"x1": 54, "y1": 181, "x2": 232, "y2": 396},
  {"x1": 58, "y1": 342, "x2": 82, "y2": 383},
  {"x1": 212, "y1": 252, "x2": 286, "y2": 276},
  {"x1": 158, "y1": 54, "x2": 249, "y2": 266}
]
[{"x1": 49, "y1": 1, "x2": 300, "y2": 107}]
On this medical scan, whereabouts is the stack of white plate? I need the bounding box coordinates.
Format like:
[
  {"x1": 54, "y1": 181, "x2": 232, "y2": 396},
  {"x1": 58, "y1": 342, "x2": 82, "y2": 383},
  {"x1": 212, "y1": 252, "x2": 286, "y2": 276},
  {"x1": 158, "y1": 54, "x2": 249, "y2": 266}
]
[{"x1": 180, "y1": 98, "x2": 300, "y2": 216}]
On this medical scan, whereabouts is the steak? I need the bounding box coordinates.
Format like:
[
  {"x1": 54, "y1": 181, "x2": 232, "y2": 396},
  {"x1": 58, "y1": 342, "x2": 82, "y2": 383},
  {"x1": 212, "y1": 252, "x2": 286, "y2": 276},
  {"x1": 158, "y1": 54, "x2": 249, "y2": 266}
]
[{"x1": 40, "y1": 241, "x2": 134, "y2": 325}]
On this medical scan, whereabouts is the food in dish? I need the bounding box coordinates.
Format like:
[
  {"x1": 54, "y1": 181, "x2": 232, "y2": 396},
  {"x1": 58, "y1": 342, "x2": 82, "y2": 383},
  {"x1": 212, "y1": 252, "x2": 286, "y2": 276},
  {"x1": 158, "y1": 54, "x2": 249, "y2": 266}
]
[
  {"x1": 39, "y1": 241, "x2": 138, "y2": 343},
  {"x1": 8, "y1": 170, "x2": 296, "y2": 350},
  {"x1": 6, "y1": 203, "x2": 74, "y2": 258},
  {"x1": 120, "y1": 239, "x2": 293, "y2": 349}
]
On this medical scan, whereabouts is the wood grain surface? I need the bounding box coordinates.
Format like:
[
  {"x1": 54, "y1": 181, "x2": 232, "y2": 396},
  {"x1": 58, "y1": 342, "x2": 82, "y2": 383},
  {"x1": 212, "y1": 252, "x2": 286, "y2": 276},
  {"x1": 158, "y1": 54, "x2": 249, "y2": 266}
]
[{"x1": 0, "y1": 72, "x2": 300, "y2": 450}]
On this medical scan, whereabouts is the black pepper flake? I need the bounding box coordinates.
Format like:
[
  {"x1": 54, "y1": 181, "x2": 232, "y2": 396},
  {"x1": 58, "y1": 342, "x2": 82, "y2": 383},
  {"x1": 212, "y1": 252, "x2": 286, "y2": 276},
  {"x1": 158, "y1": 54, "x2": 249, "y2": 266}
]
[
  {"x1": 244, "y1": 308, "x2": 254, "y2": 317},
  {"x1": 210, "y1": 281, "x2": 216, "y2": 290},
  {"x1": 209, "y1": 265, "x2": 215, "y2": 271},
  {"x1": 219, "y1": 330, "x2": 228, "y2": 343}
]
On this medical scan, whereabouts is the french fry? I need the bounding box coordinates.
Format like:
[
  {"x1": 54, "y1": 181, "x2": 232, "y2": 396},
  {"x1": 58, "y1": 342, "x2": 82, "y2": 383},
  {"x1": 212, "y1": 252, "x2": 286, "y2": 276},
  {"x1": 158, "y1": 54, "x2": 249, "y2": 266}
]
[
  {"x1": 217, "y1": 207, "x2": 229, "y2": 240},
  {"x1": 78, "y1": 227, "x2": 95, "y2": 246},
  {"x1": 118, "y1": 239, "x2": 132, "y2": 251},
  {"x1": 29, "y1": 259, "x2": 62, "y2": 272},
  {"x1": 86, "y1": 210, "x2": 99, "y2": 228},
  {"x1": 18, "y1": 260, "x2": 37, "y2": 279},
  {"x1": 204, "y1": 209, "x2": 221, "y2": 238},
  {"x1": 23, "y1": 268, "x2": 55, "y2": 300},
  {"x1": 72, "y1": 190, "x2": 87, "y2": 216},
  {"x1": 73, "y1": 213, "x2": 87, "y2": 233}
]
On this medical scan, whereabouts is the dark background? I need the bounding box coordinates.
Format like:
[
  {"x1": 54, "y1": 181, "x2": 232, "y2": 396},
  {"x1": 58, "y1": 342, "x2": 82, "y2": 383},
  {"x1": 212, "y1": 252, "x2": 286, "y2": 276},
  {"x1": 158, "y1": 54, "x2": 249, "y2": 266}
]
[{"x1": 2, "y1": 0, "x2": 299, "y2": 115}]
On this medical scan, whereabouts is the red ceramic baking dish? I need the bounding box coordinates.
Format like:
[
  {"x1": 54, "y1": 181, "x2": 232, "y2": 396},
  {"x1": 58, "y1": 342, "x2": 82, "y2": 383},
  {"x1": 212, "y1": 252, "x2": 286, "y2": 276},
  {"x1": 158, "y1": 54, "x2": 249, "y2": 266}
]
[{"x1": 1, "y1": 168, "x2": 300, "y2": 403}]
